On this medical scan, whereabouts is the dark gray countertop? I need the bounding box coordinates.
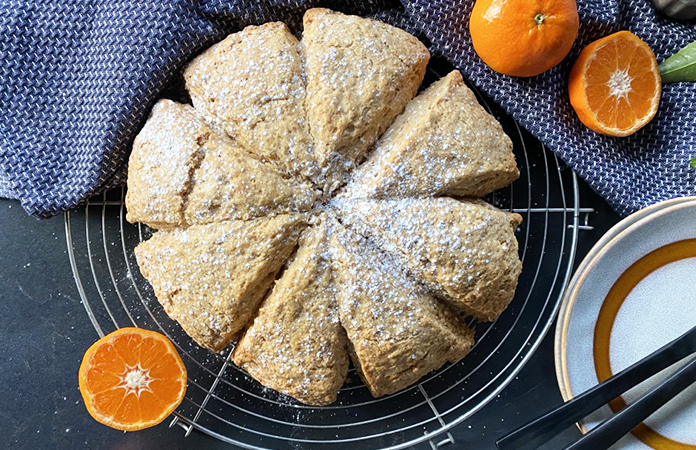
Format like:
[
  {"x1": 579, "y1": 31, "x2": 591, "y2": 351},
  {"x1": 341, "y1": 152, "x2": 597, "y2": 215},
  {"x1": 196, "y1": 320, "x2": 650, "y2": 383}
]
[{"x1": 0, "y1": 178, "x2": 620, "y2": 450}]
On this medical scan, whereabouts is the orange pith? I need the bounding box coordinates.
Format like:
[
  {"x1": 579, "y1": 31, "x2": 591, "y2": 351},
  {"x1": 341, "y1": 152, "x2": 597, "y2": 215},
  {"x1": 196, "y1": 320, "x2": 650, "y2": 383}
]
[
  {"x1": 78, "y1": 327, "x2": 187, "y2": 431},
  {"x1": 568, "y1": 31, "x2": 661, "y2": 137},
  {"x1": 469, "y1": 0, "x2": 579, "y2": 77}
]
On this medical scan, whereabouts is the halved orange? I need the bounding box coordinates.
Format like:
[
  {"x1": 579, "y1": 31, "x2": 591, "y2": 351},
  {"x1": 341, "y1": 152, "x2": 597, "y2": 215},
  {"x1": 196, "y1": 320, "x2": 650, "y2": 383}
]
[
  {"x1": 568, "y1": 31, "x2": 661, "y2": 137},
  {"x1": 78, "y1": 327, "x2": 187, "y2": 431}
]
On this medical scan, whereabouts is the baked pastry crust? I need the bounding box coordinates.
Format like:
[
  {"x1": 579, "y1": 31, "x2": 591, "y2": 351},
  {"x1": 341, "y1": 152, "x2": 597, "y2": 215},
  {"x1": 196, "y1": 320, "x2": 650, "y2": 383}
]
[
  {"x1": 334, "y1": 197, "x2": 522, "y2": 322},
  {"x1": 134, "y1": 214, "x2": 305, "y2": 351},
  {"x1": 302, "y1": 8, "x2": 430, "y2": 193},
  {"x1": 185, "y1": 131, "x2": 317, "y2": 225},
  {"x1": 125, "y1": 100, "x2": 205, "y2": 229},
  {"x1": 126, "y1": 100, "x2": 316, "y2": 230},
  {"x1": 344, "y1": 70, "x2": 519, "y2": 199},
  {"x1": 127, "y1": 8, "x2": 522, "y2": 405},
  {"x1": 330, "y1": 223, "x2": 475, "y2": 397},
  {"x1": 232, "y1": 216, "x2": 349, "y2": 405},
  {"x1": 184, "y1": 22, "x2": 318, "y2": 181}
]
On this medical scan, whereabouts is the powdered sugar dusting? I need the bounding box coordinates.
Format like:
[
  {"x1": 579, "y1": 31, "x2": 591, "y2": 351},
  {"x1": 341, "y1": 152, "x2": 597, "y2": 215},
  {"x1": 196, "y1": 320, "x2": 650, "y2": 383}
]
[
  {"x1": 184, "y1": 22, "x2": 319, "y2": 182},
  {"x1": 328, "y1": 220, "x2": 474, "y2": 396},
  {"x1": 302, "y1": 8, "x2": 429, "y2": 194},
  {"x1": 134, "y1": 215, "x2": 305, "y2": 352},
  {"x1": 128, "y1": 9, "x2": 520, "y2": 405},
  {"x1": 332, "y1": 196, "x2": 522, "y2": 321},
  {"x1": 342, "y1": 71, "x2": 518, "y2": 200}
]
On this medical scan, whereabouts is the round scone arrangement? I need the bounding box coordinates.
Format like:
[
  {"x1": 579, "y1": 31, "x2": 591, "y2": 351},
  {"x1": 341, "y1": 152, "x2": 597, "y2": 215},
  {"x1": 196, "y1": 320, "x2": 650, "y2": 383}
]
[{"x1": 126, "y1": 8, "x2": 523, "y2": 406}]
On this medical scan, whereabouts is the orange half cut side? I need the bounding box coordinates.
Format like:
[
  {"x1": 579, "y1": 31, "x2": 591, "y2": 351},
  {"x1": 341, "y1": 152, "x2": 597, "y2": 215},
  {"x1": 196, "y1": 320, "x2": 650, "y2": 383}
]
[
  {"x1": 78, "y1": 327, "x2": 187, "y2": 431},
  {"x1": 569, "y1": 31, "x2": 661, "y2": 137}
]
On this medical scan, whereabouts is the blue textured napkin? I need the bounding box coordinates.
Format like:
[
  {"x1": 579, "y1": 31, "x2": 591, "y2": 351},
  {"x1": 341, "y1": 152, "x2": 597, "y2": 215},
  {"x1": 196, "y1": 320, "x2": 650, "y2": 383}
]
[{"x1": 1, "y1": 0, "x2": 694, "y2": 218}]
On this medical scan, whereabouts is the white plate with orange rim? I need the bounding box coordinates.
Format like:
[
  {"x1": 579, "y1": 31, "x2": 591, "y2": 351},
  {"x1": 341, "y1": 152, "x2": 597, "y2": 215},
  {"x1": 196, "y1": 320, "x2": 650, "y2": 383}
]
[{"x1": 555, "y1": 196, "x2": 696, "y2": 450}]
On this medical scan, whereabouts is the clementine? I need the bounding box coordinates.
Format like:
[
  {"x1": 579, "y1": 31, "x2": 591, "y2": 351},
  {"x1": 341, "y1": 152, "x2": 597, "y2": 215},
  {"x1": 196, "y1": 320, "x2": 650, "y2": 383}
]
[
  {"x1": 78, "y1": 327, "x2": 187, "y2": 431},
  {"x1": 470, "y1": 0, "x2": 579, "y2": 77},
  {"x1": 568, "y1": 31, "x2": 661, "y2": 137}
]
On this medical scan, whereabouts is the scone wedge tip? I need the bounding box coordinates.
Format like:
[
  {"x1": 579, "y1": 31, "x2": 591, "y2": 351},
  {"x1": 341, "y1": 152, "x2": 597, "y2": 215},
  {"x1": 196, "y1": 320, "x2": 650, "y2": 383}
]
[
  {"x1": 344, "y1": 70, "x2": 519, "y2": 200},
  {"x1": 233, "y1": 218, "x2": 349, "y2": 406},
  {"x1": 301, "y1": 7, "x2": 430, "y2": 194},
  {"x1": 330, "y1": 224, "x2": 475, "y2": 397},
  {"x1": 134, "y1": 214, "x2": 307, "y2": 352}
]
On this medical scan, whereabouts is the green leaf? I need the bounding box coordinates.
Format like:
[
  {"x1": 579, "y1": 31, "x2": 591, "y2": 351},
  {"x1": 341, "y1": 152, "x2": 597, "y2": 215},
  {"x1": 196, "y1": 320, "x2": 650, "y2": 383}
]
[
  {"x1": 659, "y1": 40, "x2": 696, "y2": 84},
  {"x1": 691, "y1": 157, "x2": 696, "y2": 169}
]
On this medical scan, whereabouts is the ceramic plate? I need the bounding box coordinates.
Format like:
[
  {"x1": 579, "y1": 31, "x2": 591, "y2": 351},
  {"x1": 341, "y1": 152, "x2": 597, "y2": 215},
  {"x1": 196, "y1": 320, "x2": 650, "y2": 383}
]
[{"x1": 555, "y1": 196, "x2": 696, "y2": 450}]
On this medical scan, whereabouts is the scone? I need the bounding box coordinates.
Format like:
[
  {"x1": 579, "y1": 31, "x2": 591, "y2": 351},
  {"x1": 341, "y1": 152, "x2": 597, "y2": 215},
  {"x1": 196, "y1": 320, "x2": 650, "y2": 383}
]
[
  {"x1": 185, "y1": 131, "x2": 317, "y2": 225},
  {"x1": 330, "y1": 223, "x2": 475, "y2": 397},
  {"x1": 134, "y1": 214, "x2": 306, "y2": 351},
  {"x1": 334, "y1": 197, "x2": 522, "y2": 322},
  {"x1": 126, "y1": 100, "x2": 316, "y2": 230},
  {"x1": 233, "y1": 217, "x2": 349, "y2": 405},
  {"x1": 184, "y1": 22, "x2": 318, "y2": 181},
  {"x1": 343, "y1": 70, "x2": 519, "y2": 199},
  {"x1": 125, "y1": 100, "x2": 206, "y2": 229},
  {"x1": 302, "y1": 8, "x2": 430, "y2": 193},
  {"x1": 127, "y1": 9, "x2": 523, "y2": 406}
]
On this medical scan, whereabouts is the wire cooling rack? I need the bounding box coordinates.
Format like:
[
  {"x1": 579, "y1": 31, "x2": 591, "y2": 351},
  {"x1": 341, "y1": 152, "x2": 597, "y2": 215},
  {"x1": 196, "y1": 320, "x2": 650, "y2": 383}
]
[{"x1": 64, "y1": 66, "x2": 593, "y2": 449}]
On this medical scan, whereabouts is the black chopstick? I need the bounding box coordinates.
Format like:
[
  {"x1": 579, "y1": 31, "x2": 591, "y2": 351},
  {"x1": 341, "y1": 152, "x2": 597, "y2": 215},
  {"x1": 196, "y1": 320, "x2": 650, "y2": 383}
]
[
  {"x1": 496, "y1": 324, "x2": 696, "y2": 450},
  {"x1": 563, "y1": 355, "x2": 696, "y2": 450}
]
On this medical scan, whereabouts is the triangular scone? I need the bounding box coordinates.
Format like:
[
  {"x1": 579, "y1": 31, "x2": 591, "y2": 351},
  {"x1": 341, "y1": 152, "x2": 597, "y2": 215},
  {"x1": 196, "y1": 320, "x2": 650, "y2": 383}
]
[
  {"x1": 334, "y1": 197, "x2": 522, "y2": 322},
  {"x1": 185, "y1": 132, "x2": 317, "y2": 225},
  {"x1": 233, "y1": 217, "x2": 349, "y2": 406},
  {"x1": 343, "y1": 71, "x2": 519, "y2": 199},
  {"x1": 134, "y1": 214, "x2": 306, "y2": 352},
  {"x1": 329, "y1": 224, "x2": 474, "y2": 398},
  {"x1": 126, "y1": 100, "x2": 206, "y2": 229},
  {"x1": 184, "y1": 22, "x2": 318, "y2": 180},
  {"x1": 125, "y1": 100, "x2": 316, "y2": 229},
  {"x1": 301, "y1": 8, "x2": 430, "y2": 193}
]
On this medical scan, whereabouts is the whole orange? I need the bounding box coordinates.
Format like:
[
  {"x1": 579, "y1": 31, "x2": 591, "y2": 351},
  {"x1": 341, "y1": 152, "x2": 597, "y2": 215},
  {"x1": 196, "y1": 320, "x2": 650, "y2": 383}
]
[{"x1": 470, "y1": 0, "x2": 580, "y2": 77}]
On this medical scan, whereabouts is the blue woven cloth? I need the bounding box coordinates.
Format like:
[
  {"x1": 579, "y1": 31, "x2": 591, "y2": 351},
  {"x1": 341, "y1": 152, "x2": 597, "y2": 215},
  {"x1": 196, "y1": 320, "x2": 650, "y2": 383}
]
[{"x1": 1, "y1": 0, "x2": 694, "y2": 218}]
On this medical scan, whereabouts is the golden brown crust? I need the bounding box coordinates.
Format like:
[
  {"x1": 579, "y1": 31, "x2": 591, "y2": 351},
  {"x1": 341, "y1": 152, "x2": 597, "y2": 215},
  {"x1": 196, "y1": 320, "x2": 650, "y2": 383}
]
[
  {"x1": 134, "y1": 214, "x2": 306, "y2": 351},
  {"x1": 334, "y1": 197, "x2": 522, "y2": 322},
  {"x1": 233, "y1": 218, "x2": 349, "y2": 405},
  {"x1": 301, "y1": 8, "x2": 430, "y2": 194},
  {"x1": 329, "y1": 223, "x2": 475, "y2": 397},
  {"x1": 343, "y1": 70, "x2": 519, "y2": 199}
]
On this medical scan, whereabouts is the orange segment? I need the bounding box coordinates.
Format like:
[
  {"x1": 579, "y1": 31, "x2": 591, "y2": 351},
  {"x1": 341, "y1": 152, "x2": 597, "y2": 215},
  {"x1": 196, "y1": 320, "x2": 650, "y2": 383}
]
[
  {"x1": 568, "y1": 31, "x2": 661, "y2": 137},
  {"x1": 78, "y1": 327, "x2": 187, "y2": 431}
]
